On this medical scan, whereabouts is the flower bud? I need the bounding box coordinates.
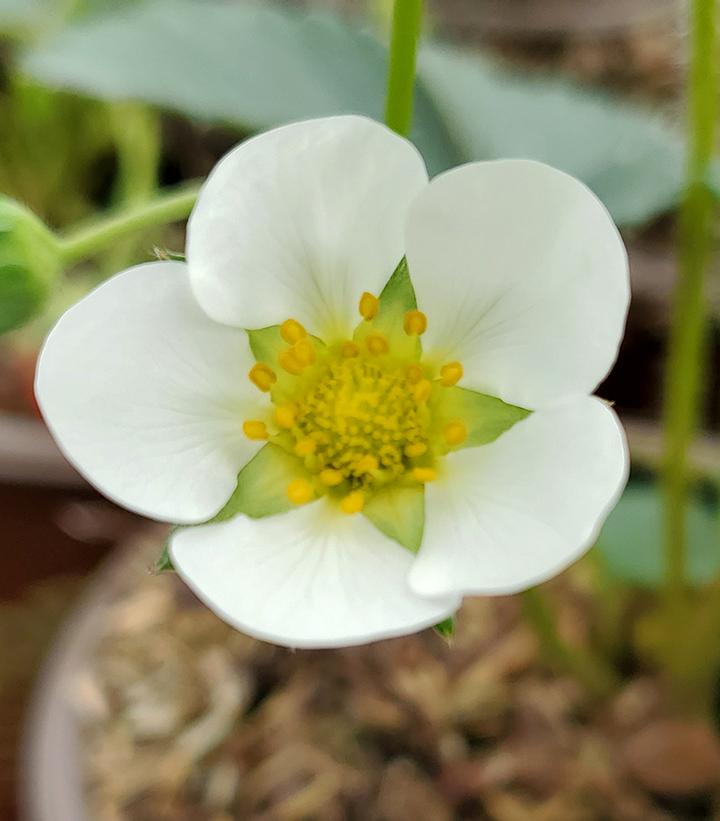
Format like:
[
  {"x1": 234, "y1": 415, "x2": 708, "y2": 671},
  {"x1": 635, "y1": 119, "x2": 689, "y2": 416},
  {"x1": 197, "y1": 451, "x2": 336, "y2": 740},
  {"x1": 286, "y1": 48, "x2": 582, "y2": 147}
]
[{"x1": 0, "y1": 197, "x2": 61, "y2": 334}]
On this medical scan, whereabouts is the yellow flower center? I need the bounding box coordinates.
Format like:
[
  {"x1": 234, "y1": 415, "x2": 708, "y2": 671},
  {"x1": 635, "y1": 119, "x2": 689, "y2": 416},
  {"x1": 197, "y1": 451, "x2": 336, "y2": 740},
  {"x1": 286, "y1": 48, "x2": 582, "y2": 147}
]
[
  {"x1": 292, "y1": 354, "x2": 429, "y2": 486},
  {"x1": 244, "y1": 297, "x2": 466, "y2": 513}
]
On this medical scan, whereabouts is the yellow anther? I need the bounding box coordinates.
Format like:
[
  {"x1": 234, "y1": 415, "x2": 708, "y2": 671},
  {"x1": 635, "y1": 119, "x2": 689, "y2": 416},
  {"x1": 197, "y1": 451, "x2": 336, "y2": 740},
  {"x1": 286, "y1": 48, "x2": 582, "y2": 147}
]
[
  {"x1": 275, "y1": 405, "x2": 296, "y2": 429},
  {"x1": 320, "y1": 468, "x2": 344, "y2": 487},
  {"x1": 341, "y1": 341, "x2": 360, "y2": 358},
  {"x1": 294, "y1": 438, "x2": 317, "y2": 456},
  {"x1": 444, "y1": 420, "x2": 467, "y2": 446},
  {"x1": 412, "y1": 379, "x2": 433, "y2": 403},
  {"x1": 280, "y1": 318, "x2": 306, "y2": 344},
  {"x1": 248, "y1": 363, "x2": 277, "y2": 392},
  {"x1": 293, "y1": 337, "x2": 316, "y2": 366},
  {"x1": 440, "y1": 361, "x2": 464, "y2": 387},
  {"x1": 403, "y1": 309, "x2": 428, "y2": 336},
  {"x1": 279, "y1": 348, "x2": 304, "y2": 375},
  {"x1": 355, "y1": 454, "x2": 378, "y2": 473},
  {"x1": 404, "y1": 441, "x2": 428, "y2": 458},
  {"x1": 340, "y1": 490, "x2": 365, "y2": 514},
  {"x1": 359, "y1": 291, "x2": 379, "y2": 320},
  {"x1": 366, "y1": 333, "x2": 389, "y2": 356},
  {"x1": 242, "y1": 420, "x2": 269, "y2": 440},
  {"x1": 412, "y1": 466, "x2": 438, "y2": 483},
  {"x1": 287, "y1": 478, "x2": 314, "y2": 505},
  {"x1": 406, "y1": 364, "x2": 424, "y2": 384}
]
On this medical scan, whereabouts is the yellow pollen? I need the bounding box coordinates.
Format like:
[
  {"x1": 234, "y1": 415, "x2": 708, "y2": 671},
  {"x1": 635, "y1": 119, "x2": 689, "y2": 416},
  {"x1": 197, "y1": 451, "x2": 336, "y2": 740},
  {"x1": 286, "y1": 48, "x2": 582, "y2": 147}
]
[
  {"x1": 248, "y1": 363, "x2": 277, "y2": 392},
  {"x1": 279, "y1": 348, "x2": 304, "y2": 375},
  {"x1": 275, "y1": 405, "x2": 296, "y2": 429},
  {"x1": 293, "y1": 338, "x2": 316, "y2": 366},
  {"x1": 406, "y1": 364, "x2": 424, "y2": 384},
  {"x1": 404, "y1": 441, "x2": 428, "y2": 458},
  {"x1": 365, "y1": 333, "x2": 389, "y2": 356},
  {"x1": 440, "y1": 361, "x2": 464, "y2": 387},
  {"x1": 340, "y1": 490, "x2": 365, "y2": 514},
  {"x1": 412, "y1": 379, "x2": 433, "y2": 403},
  {"x1": 412, "y1": 466, "x2": 437, "y2": 483},
  {"x1": 287, "y1": 478, "x2": 314, "y2": 505},
  {"x1": 341, "y1": 341, "x2": 360, "y2": 358},
  {"x1": 403, "y1": 309, "x2": 428, "y2": 336},
  {"x1": 359, "y1": 291, "x2": 379, "y2": 320},
  {"x1": 243, "y1": 420, "x2": 268, "y2": 440},
  {"x1": 320, "y1": 468, "x2": 344, "y2": 486},
  {"x1": 294, "y1": 437, "x2": 317, "y2": 456},
  {"x1": 280, "y1": 318, "x2": 306, "y2": 344},
  {"x1": 444, "y1": 420, "x2": 467, "y2": 446},
  {"x1": 355, "y1": 454, "x2": 378, "y2": 473}
]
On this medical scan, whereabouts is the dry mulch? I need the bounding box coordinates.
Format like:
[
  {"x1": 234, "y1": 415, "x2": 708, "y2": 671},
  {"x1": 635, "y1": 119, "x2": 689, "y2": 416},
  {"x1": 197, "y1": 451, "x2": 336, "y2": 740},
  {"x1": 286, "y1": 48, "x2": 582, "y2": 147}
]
[{"x1": 73, "y1": 552, "x2": 720, "y2": 821}]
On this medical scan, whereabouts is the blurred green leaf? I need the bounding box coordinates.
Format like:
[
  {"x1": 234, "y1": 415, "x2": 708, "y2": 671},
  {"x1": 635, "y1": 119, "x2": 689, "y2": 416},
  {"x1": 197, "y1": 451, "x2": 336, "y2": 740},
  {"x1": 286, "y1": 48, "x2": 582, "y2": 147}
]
[
  {"x1": 19, "y1": 0, "x2": 459, "y2": 175},
  {"x1": 19, "y1": 1, "x2": 692, "y2": 226},
  {"x1": 597, "y1": 481, "x2": 720, "y2": 588},
  {"x1": 419, "y1": 46, "x2": 684, "y2": 227}
]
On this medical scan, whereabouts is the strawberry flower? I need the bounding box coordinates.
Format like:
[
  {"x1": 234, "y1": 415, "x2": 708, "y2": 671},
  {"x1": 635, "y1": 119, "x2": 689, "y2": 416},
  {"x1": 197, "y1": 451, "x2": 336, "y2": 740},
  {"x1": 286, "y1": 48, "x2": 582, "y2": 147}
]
[{"x1": 36, "y1": 116, "x2": 629, "y2": 648}]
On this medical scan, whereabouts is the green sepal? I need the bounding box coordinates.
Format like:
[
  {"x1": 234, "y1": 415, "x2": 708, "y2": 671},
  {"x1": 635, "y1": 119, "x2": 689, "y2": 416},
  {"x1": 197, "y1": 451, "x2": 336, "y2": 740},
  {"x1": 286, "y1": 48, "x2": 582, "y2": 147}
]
[
  {"x1": 353, "y1": 257, "x2": 420, "y2": 359},
  {"x1": 154, "y1": 530, "x2": 177, "y2": 573},
  {"x1": 211, "y1": 442, "x2": 307, "y2": 522},
  {"x1": 434, "y1": 616, "x2": 455, "y2": 642},
  {"x1": 363, "y1": 481, "x2": 424, "y2": 553},
  {"x1": 431, "y1": 385, "x2": 531, "y2": 450}
]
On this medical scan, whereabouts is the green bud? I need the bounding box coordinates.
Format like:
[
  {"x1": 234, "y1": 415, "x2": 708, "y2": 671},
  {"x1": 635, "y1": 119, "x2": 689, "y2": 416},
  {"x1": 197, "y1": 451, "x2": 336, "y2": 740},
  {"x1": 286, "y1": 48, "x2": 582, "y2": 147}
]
[{"x1": 0, "y1": 196, "x2": 61, "y2": 334}]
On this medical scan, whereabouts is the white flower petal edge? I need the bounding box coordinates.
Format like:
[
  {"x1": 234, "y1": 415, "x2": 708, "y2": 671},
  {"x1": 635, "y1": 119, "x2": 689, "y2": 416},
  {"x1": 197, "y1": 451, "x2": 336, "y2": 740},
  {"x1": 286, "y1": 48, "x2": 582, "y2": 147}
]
[
  {"x1": 409, "y1": 397, "x2": 628, "y2": 597},
  {"x1": 405, "y1": 159, "x2": 629, "y2": 409},
  {"x1": 170, "y1": 499, "x2": 460, "y2": 648},
  {"x1": 187, "y1": 115, "x2": 429, "y2": 339},
  {"x1": 35, "y1": 261, "x2": 264, "y2": 524}
]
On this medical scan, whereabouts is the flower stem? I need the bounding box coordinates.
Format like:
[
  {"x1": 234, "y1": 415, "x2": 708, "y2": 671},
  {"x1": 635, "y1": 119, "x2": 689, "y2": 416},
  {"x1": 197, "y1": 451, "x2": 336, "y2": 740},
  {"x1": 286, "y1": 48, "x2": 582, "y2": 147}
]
[
  {"x1": 384, "y1": 0, "x2": 423, "y2": 137},
  {"x1": 58, "y1": 182, "x2": 200, "y2": 266},
  {"x1": 661, "y1": 0, "x2": 717, "y2": 635},
  {"x1": 521, "y1": 588, "x2": 618, "y2": 698}
]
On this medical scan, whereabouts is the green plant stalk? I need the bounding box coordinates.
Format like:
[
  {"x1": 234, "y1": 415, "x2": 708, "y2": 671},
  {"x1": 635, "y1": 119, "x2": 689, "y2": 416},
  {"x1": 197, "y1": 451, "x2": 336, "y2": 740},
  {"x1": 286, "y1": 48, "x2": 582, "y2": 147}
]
[
  {"x1": 58, "y1": 182, "x2": 200, "y2": 265},
  {"x1": 661, "y1": 0, "x2": 716, "y2": 636},
  {"x1": 521, "y1": 588, "x2": 618, "y2": 698},
  {"x1": 384, "y1": 0, "x2": 423, "y2": 137},
  {"x1": 102, "y1": 102, "x2": 162, "y2": 276}
]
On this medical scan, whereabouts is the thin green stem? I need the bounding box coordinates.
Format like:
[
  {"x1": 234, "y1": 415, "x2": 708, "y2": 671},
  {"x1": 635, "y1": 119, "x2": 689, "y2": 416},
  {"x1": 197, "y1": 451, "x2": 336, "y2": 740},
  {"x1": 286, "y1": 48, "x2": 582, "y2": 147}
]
[
  {"x1": 661, "y1": 0, "x2": 717, "y2": 633},
  {"x1": 384, "y1": 0, "x2": 423, "y2": 137},
  {"x1": 521, "y1": 588, "x2": 618, "y2": 698},
  {"x1": 58, "y1": 182, "x2": 200, "y2": 266}
]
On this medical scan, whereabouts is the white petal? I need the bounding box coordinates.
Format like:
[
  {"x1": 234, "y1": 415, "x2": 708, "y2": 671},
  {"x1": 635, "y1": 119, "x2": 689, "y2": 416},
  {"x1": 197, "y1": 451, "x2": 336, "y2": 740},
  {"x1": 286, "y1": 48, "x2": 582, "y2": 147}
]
[
  {"x1": 409, "y1": 397, "x2": 628, "y2": 597},
  {"x1": 36, "y1": 261, "x2": 264, "y2": 524},
  {"x1": 170, "y1": 500, "x2": 459, "y2": 648},
  {"x1": 187, "y1": 115, "x2": 428, "y2": 339},
  {"x1": 406, "y1": 160, "x2": 629, "y2": 408}
]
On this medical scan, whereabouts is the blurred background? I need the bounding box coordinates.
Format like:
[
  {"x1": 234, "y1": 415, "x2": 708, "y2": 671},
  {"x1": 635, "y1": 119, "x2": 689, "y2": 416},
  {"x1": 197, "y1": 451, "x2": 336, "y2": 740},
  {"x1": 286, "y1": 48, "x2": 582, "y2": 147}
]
[{"x1": 2, "y1": 1, "x2": 720, "y2": 819}]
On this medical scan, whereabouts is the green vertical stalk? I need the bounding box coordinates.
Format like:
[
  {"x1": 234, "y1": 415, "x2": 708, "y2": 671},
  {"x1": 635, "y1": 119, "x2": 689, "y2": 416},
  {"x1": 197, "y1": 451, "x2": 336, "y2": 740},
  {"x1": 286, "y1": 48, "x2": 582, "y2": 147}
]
[
  {"x1": 661, "y1": 0, "x2": 717, "y2": 634},
  {"x1": 521, "y1": 588, "x2": 618, "y2": 697},
  {"x1": 384, "y1": 0, "x2": 424, "y2": 137}
]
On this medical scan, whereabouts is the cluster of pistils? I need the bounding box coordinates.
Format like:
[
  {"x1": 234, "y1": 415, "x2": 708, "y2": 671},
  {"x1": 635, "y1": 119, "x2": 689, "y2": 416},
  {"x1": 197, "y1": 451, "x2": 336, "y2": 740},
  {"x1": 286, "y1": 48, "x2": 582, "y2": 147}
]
[{"x1": 292, "y1": 356, "x2": 430, "y2": 489}]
